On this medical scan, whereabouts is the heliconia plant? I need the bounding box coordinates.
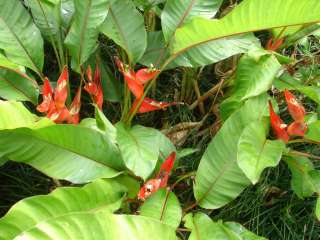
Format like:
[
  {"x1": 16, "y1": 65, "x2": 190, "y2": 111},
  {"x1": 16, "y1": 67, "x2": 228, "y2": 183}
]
[{"x1": 0, "y1": 0, "x2": 320, "y2": 239}]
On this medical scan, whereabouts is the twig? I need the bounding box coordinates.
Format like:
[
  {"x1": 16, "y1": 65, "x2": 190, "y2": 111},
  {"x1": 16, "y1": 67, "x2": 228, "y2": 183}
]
[{"x1": 289, "y1": 150, "x2": 320, "y2": 160}]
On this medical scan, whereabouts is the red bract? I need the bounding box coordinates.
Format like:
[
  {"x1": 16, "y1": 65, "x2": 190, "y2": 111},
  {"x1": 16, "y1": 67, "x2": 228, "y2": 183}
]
[
  {"x1": 131, "y1": 97, "x2": 177, "y2": 114},
  {"x1": 84, "y1": 65, "x2": 104, "y2": 110},
  {"x1": 138, "y1": 152, "x2": 176, "y2": 201},
  {"x1": 287, "y1": 121, "x2": 308, "y2": 137},
  {"x1": 37, "y1": 78, "x2": 54, "y2": 113},
  {"x1": 68, "y1": 88, "x2": 82, "y2": 124},
  {"x1": 268, "y1": 101, "x2": 290, "y2": 143},
  {"x1": 54, "y1": 66, "x2": 68, "y2": 110},
  {"x1": 135, "y1": 68, "x2": 160, "y2": 84},
  {"x1": 284, "y1": 89, "x2": 305, "y2": 123},
  {"x1": 266, "y1": 38, "x2": 284, "y2": 51}
]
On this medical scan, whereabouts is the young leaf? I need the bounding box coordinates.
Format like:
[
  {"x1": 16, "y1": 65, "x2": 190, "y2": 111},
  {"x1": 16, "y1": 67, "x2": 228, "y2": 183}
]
[
  {"x1": 116, "y1": 123, "x2": 160, "y2": 180},
  {"x1": 140, "y1": 189, "x2": 182, "y2": 229},
  {"x1": 184, "y1": 212, "x2": 267, "y2": 240},
  {"x1": 100, "y1": 0, "x2": 147, "y2": 63},
  {"x1": 0, "y1": 0, "x2": 44, "y2": 74},
  {"x1": 161, "y1": 0, "x2": 223, "y2": 41},
  {"x1": 0, "y1": 68, "x2": 39, "y2": 104},
  {"x1": 0, "y1": 125, "x2": 124, "y2": 183},
  {"x1": 237, "y1": 121, "x2": 286, "y2": 184},
  {"x1": 7, "y1": 213, "x2": 177, "y2": 240},
  {"x1": 285, "y1": 156, "x2": 316, "y2": 198},
  {"x1": 305, "y1": 121, "x2": 320, "y2": 142},
  {"x1": 64, "y1": 0, "x2": 110, "y2": 72},
  {"x1": 173, "y1": 0, "x2": 320, "y2": 66},
  {"x1": 95, "y1": 106, "x2": 117, "y2": 144},
  {"x1": 194, "y1": 94, "x2": 268, "y2": 209},
  {"x1": 0, "y1": 179, "x2": 126, "y2": 240}
]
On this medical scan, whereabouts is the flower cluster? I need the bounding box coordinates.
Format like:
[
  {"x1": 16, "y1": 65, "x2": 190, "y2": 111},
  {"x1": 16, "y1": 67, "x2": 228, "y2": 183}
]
[
  {"x1": 269, "y1": 90, "x2": 307, "y2": 143},
  {"x1": 115, "y1": 58, "x2": 176, "y2": 113},
  {"x1": 37, "y1": 66, "x2": 81, "y2": 124},
  {"x1": 84, "y1": 65, "x2": 103, "y2": 110},
  {"x1": 138, "y1": 152, "x2": 176, "y2": 201}
]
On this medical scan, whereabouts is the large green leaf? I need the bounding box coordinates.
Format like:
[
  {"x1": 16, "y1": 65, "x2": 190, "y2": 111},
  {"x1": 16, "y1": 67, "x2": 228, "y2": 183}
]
[
  {"x1": 61, "y1": 0, "x2": 75, "y2": 28},
  {"x1": 285, "y1": 156, "x2": 315, "y2": 198},
  {"x1": 237, "y1": 121, "x2": 285, "y2": 184},
  {"x1": 298, "y1": 86, "x2": 320, "y2": 105},
  {"x1": 184, "y1": 213, "x2": 266, "y2": 240},
  {"x1": 64, "y1": 0, "x2": 109, "y2": 71},
  {"x1": 0, "y1": 67, "x2": 39, "y2": 104},
  {"x1": 25, "y1": 0, "x2": 61, "y2": 40},
  {"x1": 0, "y1": 125, "x2": 124, "y2": 183},
  {"x1": 0, "y1": 101, "x2": 41, "y2": 129},
  {"x1": 305, "y1": 121, "x2": 320, "y2": 142},
  {"x1": 0, "y1": 179, "x2": 126, "y2": 240},
  {"x1": 173, "y1": 0, "x2": 320, "y2": 66},
  {"x1": 161, "y1": 0, "x2": 223, "y2": 41},
  {"x1": 140, "y1": 189, "x2": 182, "y2": 229},
  {"x1": 116, "y1": 123, "x2": 160, "y2": 180},
  {"x1": 194, "y1": 94, "x2": 268, "y2": 209},
  {"x1": 100, "y1": 0, "x2": 147, "y2": 63},
  {"x1": 0, "y1": 0, "x2": 44, "y2": 73},
  {"x1": 232, "y1": 51, "x2": 281, "y2": 101},
  {"x1": 8, "y1": 213, "x2": 177, "y2": 240}
]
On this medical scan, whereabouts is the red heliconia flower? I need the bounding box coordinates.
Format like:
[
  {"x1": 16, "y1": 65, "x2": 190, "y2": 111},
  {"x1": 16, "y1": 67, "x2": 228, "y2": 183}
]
[
  {"x1": 284, "y1": 89, "x2": 305, "y2": 123},
  {"x1": 54, "y1": 66, "x2": 69, "y2": 110},
  {"x1": 131, "y1": 97, "x2": 177, "y2": 114},
  {"x1": 138, "y1": 152, "x2": 176, "y2": 201},
  {"x1": 135, "y1": 68, "x2": 160, "y2": 84},
  {"x1": 47, "y1": 106, "x2": 70, "y2": 123},
  {"x1": 37, "y1": 77, "x2": 54, "y2": 113},
  {"x1": 287, "y1": 121, "x2": 308, "y2": 137},
  {"x1": 156, "y1": 152, "x2": 176, "y2": 188},
  {"x1": 68, "y1": 88, "x2": 82, "y2": 124},
  {"x1": 266, "y1": 38, "x2": 284, "y2": 51},
  {"x1": 268, "y1": 101, "x2": 290, "y2": 143},
  {"x1": 84, "y1": 65, "x2": 104, "y2": 110}
]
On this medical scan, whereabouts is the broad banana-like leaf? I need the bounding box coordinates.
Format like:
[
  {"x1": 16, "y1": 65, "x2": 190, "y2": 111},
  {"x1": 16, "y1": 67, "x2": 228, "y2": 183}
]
[
  {"x1": 173, "y1": 0, "x2": 320, "y2": 67},
  {"x1": 194, "y1": 94, "x2": 268, "y2": 209},
  {"x1": 0, "y1": 125, "x2": 124, "y2": 183},
  {"x1": 0, "y1": 0, "x2": 44, "y2": 74},
  {"x1": 298, "y1": 86, "x2": 320, "y2": 105},
  {"x1": 100, "y1": 0, "x2": 147, "y2": 63},
  {"x1": 116, "y1": 123, "x2": 160, "y2": 180},
  {"x1": 0, "y1": 67, "x2": 39, "y2": 104},
  {"x1": 25, "y1": 0, "x2": 61, "y2": 40},
  {"x1": 237, "y1": 121, "x2": 286, "y2": 184},
  {"x1": 285, "y1": 156, "x2": 315, "y2": 199},
  {"x1": 61, "y1": 0, "x2": 74, "y2": 28},
  {"x1": 9, "y1": 213, "x2": 177, "y2": 240},
  {"x1": 161, "y1": 0, "x2": 223, "y2": 41},
  {"x1": 0, "y1": 179, "x2": 126, "y2": 240},
  {"x1": 305, "y1": 121, "x2": 320, "y2": 142},
  {"x1": 65, "y1": 0, "x2": 110, "y2": 72},
  {"x1": 184, "y1": 212, "x2": 266, "y2": 240},
  {"x1": 140, "y1": 189, "x2": 182, "y2": 229}
]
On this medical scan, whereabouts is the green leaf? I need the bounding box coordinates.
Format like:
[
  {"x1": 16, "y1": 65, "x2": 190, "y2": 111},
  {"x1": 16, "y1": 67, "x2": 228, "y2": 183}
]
[
  {"x1": 316, "y1": 196, "x2": 320, "y2": 221},
  {"x1": 0, "y1": 0, "x2": 44, "y2": 73},
  {"x1": 25, "y1": 0, "x2": 61, "y2": 40},
  {"x1": 113, "y1": 174, "x2": 140, "y2": 199},
  {"x1": 140, "y1": 189, "x2": 182, "y2": 229},
  {"x1": 184, "y1": 213, "x2": 266, "y2": 240},
  {"x1": 305, "y1": 121, "x2": 320, "y2": 142},
  {"x1": 0, "y1": 125, "x2": 124, "y2": 183},
  {"x1": 309, "y1": 170, "x2": 320, "y2": 193},
  {"x1": 95, "y1": 106, "x2": 117, "y2": 144},
  {"x1": 64, "y1": 0, "x2": 109, "y2": 72},
  {"x1": 0, "y1": 101, "x2": 49, "y2": 129},
  {"x1": 285, "y1": 156, "x2": 315, "y2": 198},
  {"x1": 0, "y1": 67, "x2": 39, "y2": 103},
  {"x1": 298, "y1": 86, "x2": 320, "y2": 105},
  {"x1": 61, "y1": 0, "x2": 75, "y2": 28},
  {"x1": 6, "y1": 213, "x2": 177, "y2": 240},
  {"x1": 100, "y1": 0, "x2": 147, "y2": 63},
  {"x1": 237, "y1": 121, "x2": 285, "y2": 184},
  {"x1": 161, "y1": 0, "x2": 223, "y2": 41},
  {"x1": 194, "y1": 94, "x2": 268, "y2": 209},
  {"x1": 233, "y1": 50, "x2": 281, "y2": 100},
  {"x1": 173, "y1": 0, "x2": 320, "y2": 65},
  {"x1": 0, "y1": 179, "x2": 126, "y2": 240},
  {"x1": 116, "y1": 123, "x2": 160, "y2": 180}
]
